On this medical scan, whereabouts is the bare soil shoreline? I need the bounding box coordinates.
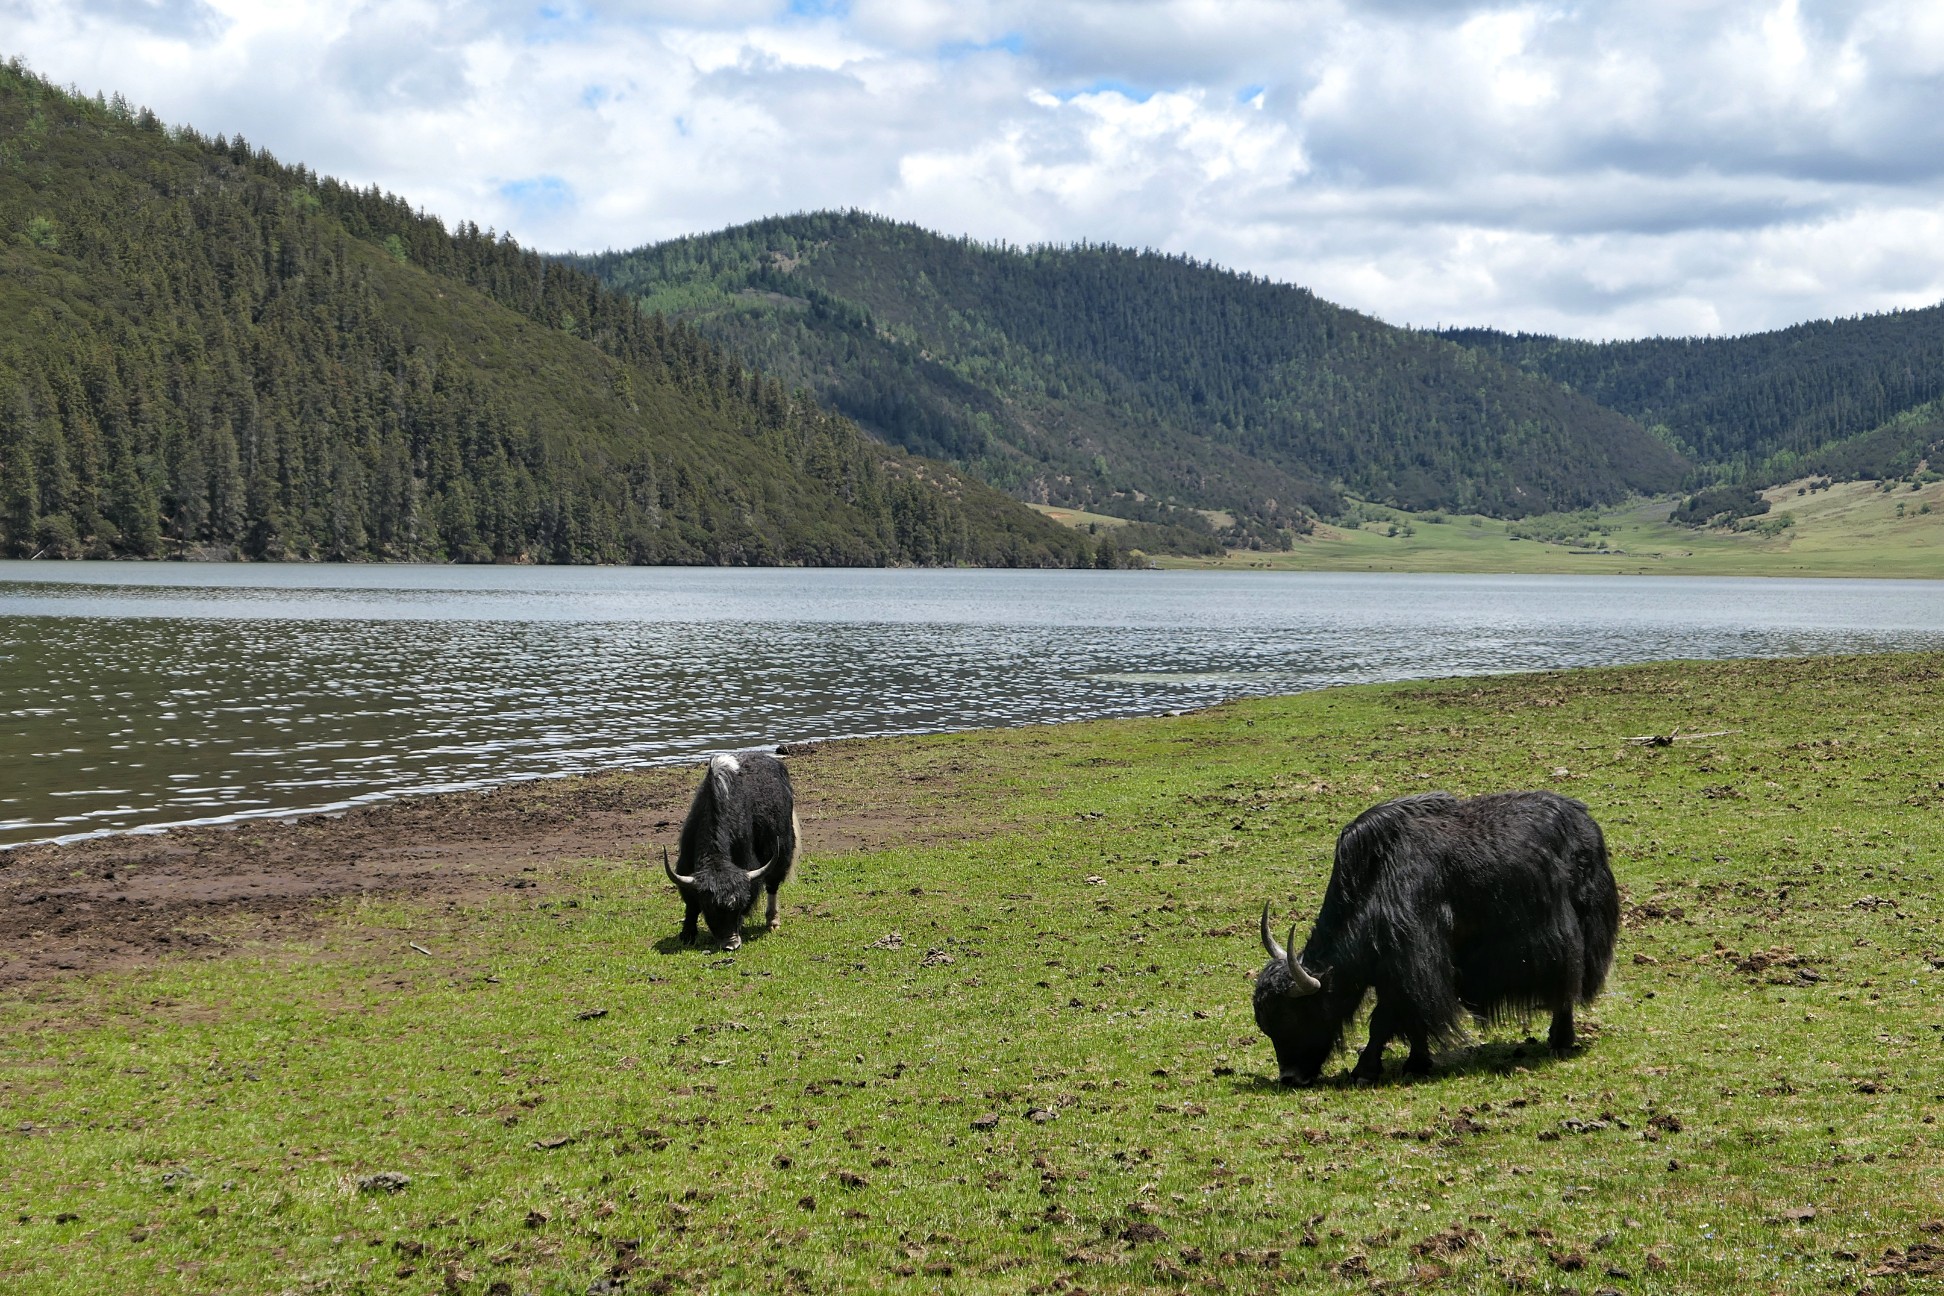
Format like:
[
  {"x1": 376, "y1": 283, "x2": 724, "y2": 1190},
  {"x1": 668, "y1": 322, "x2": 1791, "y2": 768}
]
[{"x1": 0, "y1": 737, "x2": 997, "y2": 987}]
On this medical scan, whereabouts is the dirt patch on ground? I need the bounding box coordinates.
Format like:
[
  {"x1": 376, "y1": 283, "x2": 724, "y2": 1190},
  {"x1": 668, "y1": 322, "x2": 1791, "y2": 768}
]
[{"x1": 0, "y1": 737, "x2": 1012, "y2": 987}]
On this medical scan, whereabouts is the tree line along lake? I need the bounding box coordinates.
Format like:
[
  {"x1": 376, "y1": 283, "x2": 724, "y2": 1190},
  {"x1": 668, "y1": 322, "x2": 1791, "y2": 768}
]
[{"x1": 3, "y1": 563, "x2": 1942, "y2": 849}]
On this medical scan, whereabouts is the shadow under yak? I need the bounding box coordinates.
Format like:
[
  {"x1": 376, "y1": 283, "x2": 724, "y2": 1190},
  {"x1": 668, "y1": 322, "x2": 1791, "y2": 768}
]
[{"x1": 1228, "y1": 1030, "x2": 1594, "y2": 1094}]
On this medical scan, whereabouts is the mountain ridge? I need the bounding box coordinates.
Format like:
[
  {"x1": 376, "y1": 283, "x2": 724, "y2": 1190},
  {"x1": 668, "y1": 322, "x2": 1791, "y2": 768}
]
[
  {"x1": 571, "y1": 210, "x2": 1690, "y2": 541},
  {"x1": 0, "y1": 66, "x2": 1102, "y2": 568},
  {"x1": 1440, "y1": 307, "x2": 1944, "y2": 486}
]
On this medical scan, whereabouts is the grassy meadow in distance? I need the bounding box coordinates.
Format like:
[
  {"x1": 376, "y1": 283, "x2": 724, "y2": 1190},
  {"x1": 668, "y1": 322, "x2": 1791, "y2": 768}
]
[
  {"x1": 1027, "y1": 505, "x2": 1133, "y2": 531},
  {"x1": 1151, "y1": 477, "x2": 1944, "y2": 578},
  {"x1": 2, "y1": 655, "x2": 1942, "y2": 1294},
  {"x1": 1028, "y1": 505, "x2": 1240, "y2": 534}
]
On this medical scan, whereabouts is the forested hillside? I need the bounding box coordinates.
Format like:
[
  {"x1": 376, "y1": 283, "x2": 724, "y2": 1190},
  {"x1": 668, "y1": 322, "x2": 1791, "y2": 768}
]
[
  {"x1": 571, "y1": 212, "x2": 1686, "y2": 538},
  {"x1": 1444, "y1": 310, "x2": 1944, "y2": 486},
  {"x1": 0, "y1": 66, "x2": 1099, "y2": 567}
]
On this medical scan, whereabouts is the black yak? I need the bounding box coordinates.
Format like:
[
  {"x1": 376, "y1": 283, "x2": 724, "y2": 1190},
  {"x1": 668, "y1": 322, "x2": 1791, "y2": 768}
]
[
  {"x1": 1255, "y1": 790, "x2": 1618, "y2": 1085},
  {"x1": 663, "y1": 752, "x2": 800, "y2": 951}
]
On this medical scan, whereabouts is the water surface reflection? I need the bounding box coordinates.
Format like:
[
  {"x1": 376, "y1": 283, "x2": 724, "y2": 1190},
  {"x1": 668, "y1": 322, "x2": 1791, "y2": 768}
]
[{"x1": 4, "y1": 564, "x2": 1940, "y2": 847}]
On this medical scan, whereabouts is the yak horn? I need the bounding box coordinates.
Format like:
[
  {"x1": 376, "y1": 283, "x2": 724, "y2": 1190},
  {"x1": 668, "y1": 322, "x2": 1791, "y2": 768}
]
[
  {"x1": 1262, "y1": 902, "x2": 1322, "y2": 997},
  {"x1": 663, "y1": 844, "x2": 695, "y2": 887},
  {"x1": 741, "y1": 842, "x2": 780, "y2": 883},
  {"x1": 1260, "y1": 902, "x2": 1287, "y2": 962},
  {"x1": 1284, "y1": 927, "x2": 1321, "y2": 997}
]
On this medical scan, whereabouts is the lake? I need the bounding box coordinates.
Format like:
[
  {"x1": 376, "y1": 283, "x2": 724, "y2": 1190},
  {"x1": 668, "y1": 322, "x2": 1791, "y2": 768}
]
[{"x1": 3, "y1": 563, "x2": 1941, "y2": 848}]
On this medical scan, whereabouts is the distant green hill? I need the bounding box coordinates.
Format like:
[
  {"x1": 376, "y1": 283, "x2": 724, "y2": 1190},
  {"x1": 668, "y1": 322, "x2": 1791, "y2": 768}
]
[
  {"x1": 0, "y1": 66, "x2": 1098, "y2": 567},
  {"x1": 1443, "y1": 309, "x2": 1944, "y2": 485},
  {"x1": 570, "y1": 212, "x2": 1687, "y2": 543}
]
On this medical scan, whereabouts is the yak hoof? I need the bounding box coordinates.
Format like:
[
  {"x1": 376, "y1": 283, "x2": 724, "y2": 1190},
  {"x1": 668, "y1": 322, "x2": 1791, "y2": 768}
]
[
  {"x1": 1402, "y1": 1054, "x2": 1433, "y2": 1077},
  {"x1": 722, "y1": 934, "x2": 743, "y2": 952},
  {"x1": 768, "y1": 917, "x2": 781, "y2": 932}
]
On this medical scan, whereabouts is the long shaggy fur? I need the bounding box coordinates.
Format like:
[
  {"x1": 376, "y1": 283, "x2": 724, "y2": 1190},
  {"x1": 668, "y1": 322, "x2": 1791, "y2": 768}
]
[
  {"x1": 1256, "y1": 790, "x2": 1618, "y2": 1083},
  {"x1": 671, "y1": 752, "x2": 799, "y2": 946}
]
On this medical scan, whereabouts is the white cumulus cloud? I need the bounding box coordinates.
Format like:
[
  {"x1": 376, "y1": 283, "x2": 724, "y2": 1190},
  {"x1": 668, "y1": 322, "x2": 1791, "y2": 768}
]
[{"x1": 5, "y1": 0, "x2": 1943, "y2": 337}]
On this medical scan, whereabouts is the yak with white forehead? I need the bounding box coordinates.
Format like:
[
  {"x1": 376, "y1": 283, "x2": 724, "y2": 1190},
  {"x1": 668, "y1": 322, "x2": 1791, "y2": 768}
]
[
  {"x1": 663, "y1": 752, "x2": 800, "y2": 951},
  {"x1": 1255, "y1": 790, "x2": 1619, "y2": 1085}
]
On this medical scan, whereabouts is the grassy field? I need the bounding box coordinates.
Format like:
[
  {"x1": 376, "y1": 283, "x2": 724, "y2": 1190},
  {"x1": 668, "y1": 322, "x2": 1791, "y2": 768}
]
[
  {"x1": 3, "y1": 655, "x2": 1941, "y2": 1293},
  {"x1": 1028, "y1": 504, "x2": 1133, "y2": 530},
  {"x1": 1151, "y1": 477, "x2": 1944, "y2": 577},
  {"x1": 1028, "y1": 505, "x2": 1237, "y2": 533}
]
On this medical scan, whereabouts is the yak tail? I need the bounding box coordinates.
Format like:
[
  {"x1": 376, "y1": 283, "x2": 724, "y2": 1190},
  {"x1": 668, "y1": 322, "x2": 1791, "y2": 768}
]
[
  {"x1": 710, "y1": 752, "x2": 740, "y2": 804},
  {"x1": 779, "y1": 810, "x2": 802, "y2": 886},
  {"x1": 1575, "y1": 822, "x2": 1621, "y2": 1005}
]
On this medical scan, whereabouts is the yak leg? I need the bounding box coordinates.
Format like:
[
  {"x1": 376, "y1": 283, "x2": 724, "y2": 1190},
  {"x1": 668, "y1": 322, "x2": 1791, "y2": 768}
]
[
  {"x1": 680, "y1": 903, "x2": 701, "y2": 945},
  {"x1": 1401, "y1": 1028, "x2": 1434, "y2": 1076},
  {"x1": 768, "y1": 819, "x2": 798, "y2": 933},
  {"x1": 1352, "y1": 1002, "x2": 1401, "y2": 1081},
  {"x1": 1548, "y1": 1005, "x2": 1577, "y2": 1053},
  {"x1": 1364, "y1": 999, "x2": 1432, "y2": 1077}
]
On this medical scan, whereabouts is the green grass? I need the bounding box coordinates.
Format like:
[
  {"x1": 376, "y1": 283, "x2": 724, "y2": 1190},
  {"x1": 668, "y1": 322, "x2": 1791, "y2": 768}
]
[
  {"x1": 1158, "y1": 477, "x2": 1944, "y2": 577},
  {"x1": 3, "y1": 655, "x2": 1942, "y2": 1293},
  {"x1": 1028, "y1": 503, "x2": 1133, "y2": 530}
]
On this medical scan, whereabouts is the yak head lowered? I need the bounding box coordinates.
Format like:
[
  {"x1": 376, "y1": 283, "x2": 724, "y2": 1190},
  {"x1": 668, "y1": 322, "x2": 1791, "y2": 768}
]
[
  {"x1": 1252, "y1": 902, "x2": 1343, "y2": 1086},
  {"x1": 663, "y1": 842, "x2": 774, "y2": 949}
]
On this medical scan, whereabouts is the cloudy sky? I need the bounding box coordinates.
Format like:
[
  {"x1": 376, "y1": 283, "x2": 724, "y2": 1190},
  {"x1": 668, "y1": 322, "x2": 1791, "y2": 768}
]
[{"x1": 7, "y1": 0, "x2": 1944, "y2": 338}]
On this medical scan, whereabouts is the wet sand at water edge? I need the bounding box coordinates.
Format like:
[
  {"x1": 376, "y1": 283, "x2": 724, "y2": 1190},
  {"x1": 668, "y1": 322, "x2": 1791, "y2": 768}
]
[{"x1": 0, "y1": 737, "x2": 1008, "y2": 987}]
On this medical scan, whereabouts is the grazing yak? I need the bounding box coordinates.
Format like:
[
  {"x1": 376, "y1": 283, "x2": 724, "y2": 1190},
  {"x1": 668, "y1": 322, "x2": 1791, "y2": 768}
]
[
  {"x1": 1255, "y1": 790, "x2": 1618, "y2": 1085},
  {"x1": 663, "y1": 752, "x2": 800, "y2": 950}
]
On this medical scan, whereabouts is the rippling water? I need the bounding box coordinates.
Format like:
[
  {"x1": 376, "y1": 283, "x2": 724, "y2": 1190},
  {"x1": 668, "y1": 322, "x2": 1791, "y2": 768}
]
[{"x1": 3, "y1": 562, "x2": 1941, "y2": 847}]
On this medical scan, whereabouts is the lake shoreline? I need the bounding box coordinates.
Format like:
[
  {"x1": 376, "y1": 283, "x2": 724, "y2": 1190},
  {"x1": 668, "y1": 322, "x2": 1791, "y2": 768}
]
[
  {"x1": 8, "y1": 645, "x2": 1942, "y2": 989},
  {"x1": 7, "y1": 565, "x2": 1944, "y2": 851},
  {"x1": 8, "y1": 548, "x2": 1941, "y2": 578},
  {"x1": 0, "y1": 730, "x2": 1029, "y2": 987}
]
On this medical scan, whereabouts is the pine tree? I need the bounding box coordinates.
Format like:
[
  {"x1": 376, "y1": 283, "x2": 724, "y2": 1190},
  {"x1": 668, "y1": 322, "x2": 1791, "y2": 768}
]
[
  {"x1": 207, "y1": 419, "x2": 246, "y2": 544},
  {"x1": 0, "y1": 390, "x2": 43, "y2": 555},
  {"x1": 106, "y1": 448, "x2": 161, "y2": 555}
]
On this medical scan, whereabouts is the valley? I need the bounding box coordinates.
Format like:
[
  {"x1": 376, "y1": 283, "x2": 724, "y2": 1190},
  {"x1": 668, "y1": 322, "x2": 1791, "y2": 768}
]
[{"x1": 1143, "y1": 477, "x2": 1944, "y2": 578}]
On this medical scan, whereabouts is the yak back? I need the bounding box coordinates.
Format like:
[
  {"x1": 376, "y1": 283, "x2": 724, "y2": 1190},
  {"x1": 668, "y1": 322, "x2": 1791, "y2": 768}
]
[
  {"x1": 1302, "y1": 790, "x2": 1613, "y2": 1040},
  {"x1": 676, "y1": 752, "x2": 797, "y2": 878}
]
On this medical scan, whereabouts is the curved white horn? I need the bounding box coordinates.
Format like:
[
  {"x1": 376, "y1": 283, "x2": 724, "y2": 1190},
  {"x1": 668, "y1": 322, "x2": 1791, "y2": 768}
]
[
  {"x1": 1260, "y1": 902, "x2": 1287, "y2": 963},
  {"x1": 741, "y1": 841, "x2": 780, "y2": 883},
  {"x1": 1284, "y1": 925, "x2": 1322, "y2": 998},
  {"x1": 663, "y1": 844, "x2": 696, "y2": 887}
]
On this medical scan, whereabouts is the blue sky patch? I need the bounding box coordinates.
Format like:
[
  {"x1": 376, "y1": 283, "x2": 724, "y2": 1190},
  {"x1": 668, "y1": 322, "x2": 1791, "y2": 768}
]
[
  {"x1": 526, "y1": 3, "x2": 591, "y2": 44},
  {"x1": 941, "y1": 32, "x2": 1026, "y2": 59},
  {"x1": 1056, "y1": 79, "x2": 1156, "y2": 103},
  {"x1": 499, "y1": 176, "x2": 574, "y2": 212}
]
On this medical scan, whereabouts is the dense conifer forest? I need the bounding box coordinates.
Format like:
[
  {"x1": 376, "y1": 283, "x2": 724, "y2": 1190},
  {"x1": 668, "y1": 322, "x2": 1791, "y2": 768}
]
[
  {"x1": 571, "y1": 212, "x2": 1689, "y2": 541},
  {"x1": 11, "y1": 60, "x2": 1937, "y2": 565},
  {"x1": 1443, "y1": 314, "x2": 1944, "y2": 487},
  {"x1": 0, "y1": 66, "x2": 1103, "y2": 567}
]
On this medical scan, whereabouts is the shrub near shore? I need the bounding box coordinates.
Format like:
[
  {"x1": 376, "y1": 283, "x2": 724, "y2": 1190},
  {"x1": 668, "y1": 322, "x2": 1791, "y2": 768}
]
[{"x1": 2, "y1": 655, "x2": 1940, "y2": 1293}]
